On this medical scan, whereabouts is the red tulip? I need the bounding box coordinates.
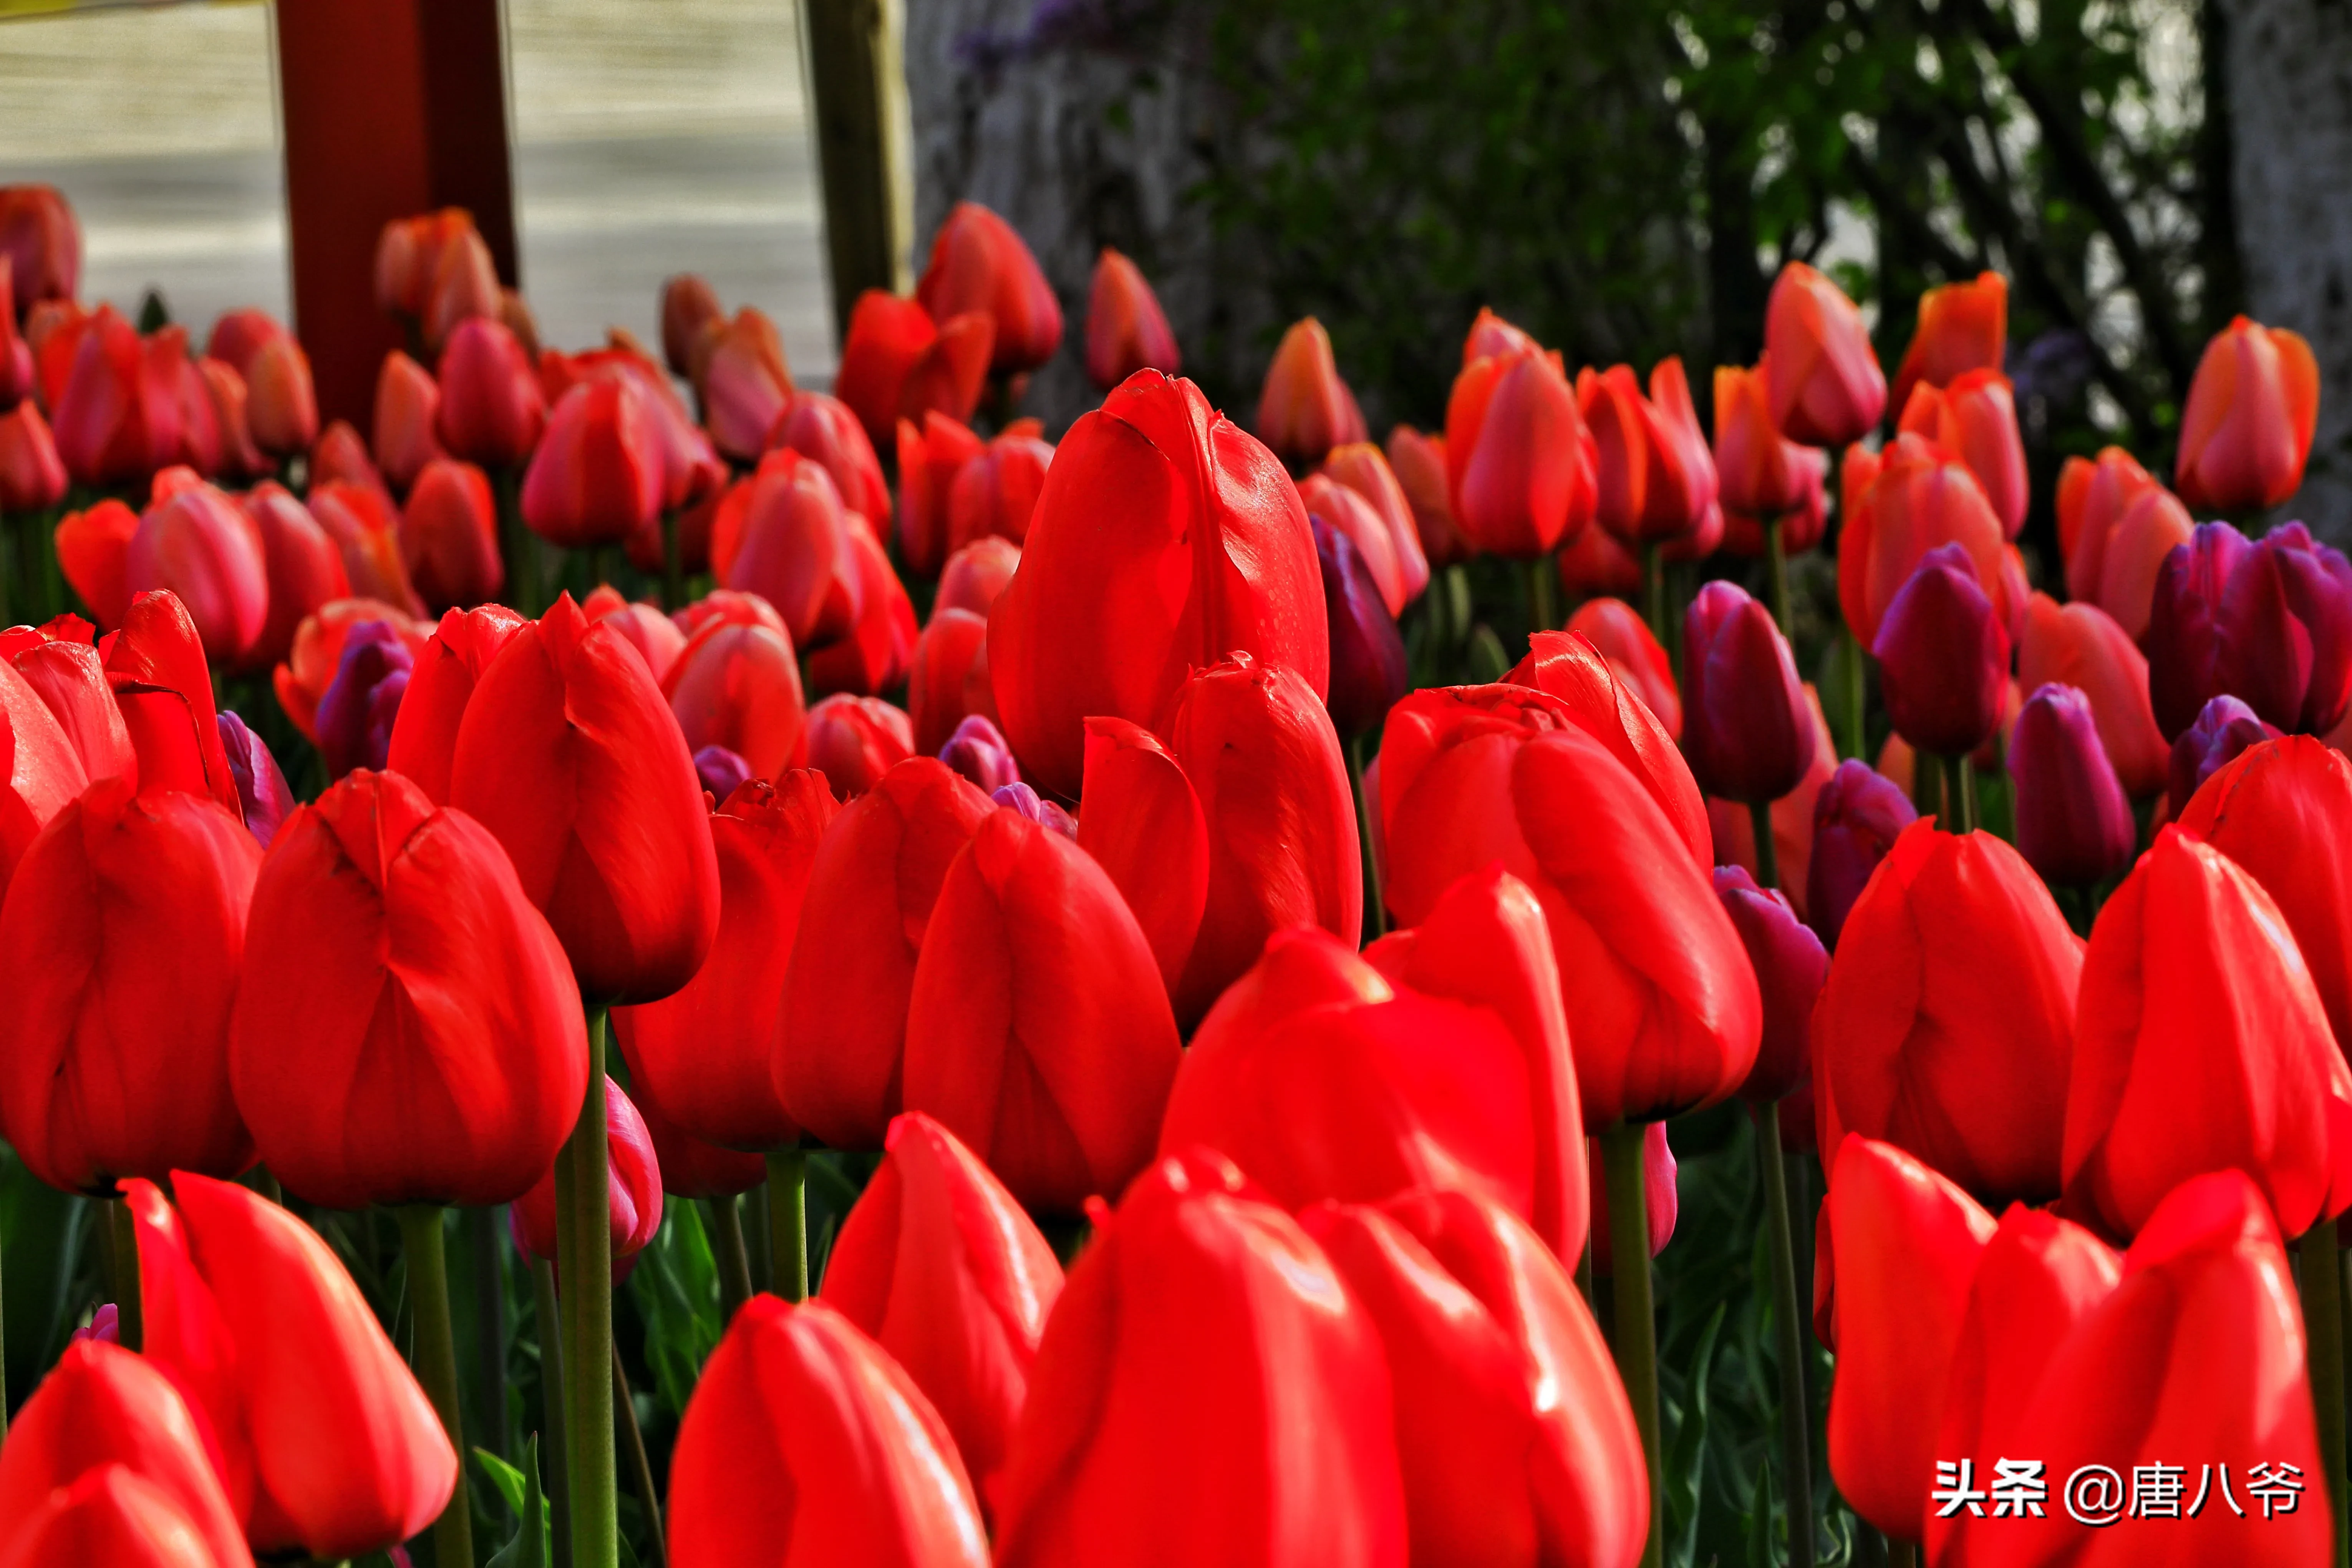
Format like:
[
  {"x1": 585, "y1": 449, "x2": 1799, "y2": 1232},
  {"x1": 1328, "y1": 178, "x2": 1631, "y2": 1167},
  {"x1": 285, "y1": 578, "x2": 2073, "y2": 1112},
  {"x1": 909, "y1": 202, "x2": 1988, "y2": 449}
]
[
  {"x1": 0, "y1": 183, "x2": 80, "y2": 308},
  {"x1": 948, "y1": 421, "x2": 1053, "y2": 555},
  {"x1": 1874, "y1": 541, "x2": 2012, "y2": 760},
  {"x1": 512, "y1": 1075, "x2": 663, "y2": 1280},
  {"x1": 0, "y1": 398, "x2": 67, "y2": 511},
  {"x1": 1814, "y1": 821, "x2": 2081, "y2": 1203},
  {"x1": 243, "y1": 334, "x2": 317, "y2": 459},
  {"x1": 2175, "y1": 315, "x2": 2321, "y2": 512},
  {"x1": 0, "y1": 777, "x2": 257, "y2": 1192},
  {"x1": 370, "y1": 350, "x2": 444, "y2": 490},
  {"x1": 55, "y1": 496, "x2": 137, "y2": 629},
  {"x1": 521, "y1": 375, "x2": 664, "y2": 548},
  {"x1": 1838, "y1": 430, "x2": 2018, "y2": 650},
  {"x1": 229, "y1": 768, "x2": 585, "y2": 1206},
  {"x1": 305, "y1": 480, "x2": 424, "y2": 618},
  {"x1": 769, "y1": 388, "x2": 890, "y2": 523},
  {"x1": 916, "y1": 201, "x2": 1063, "y2": 376},
  {"x1": 805, "y1": 691, "x2": 913, "y2": 797},
  {"x1": 104, "y1": 589, "x2": 243, "y2": 813},
  {"x1": 1321, "y1": 441, "x2": 1431, "y2": 602},
  {"x1": 310, "y1": 419, "x2": 389, "y2": 499},
  {"x1": 1892, "y1": 271, "x2": 2006, "y2": 411},
  {"x1": 669, "y1": 1295, "x2": 989, "y2": 1568},
  {"x1": 1086, "y1": 247, "x2": 1179, "y2": 388},
  {"x1": 1302, "y1": 1188, "x2": 1648, "y2": 1568},
  {"x1": 1714, "y1": 865, "x2": 1828, "y2": 1101},
  {"x1": 2065, "y1": 825, "x2": 2352, "y2": 1239},
  {"x1": 1077, "y1": 654, "x2": 1359, "y2": 1025},
  {"x1": 635, "y1": 1088, "x2": 766, "y2": 1199},
  {"x1": 381, "y1": 602, "x2": 528, "y2": 802},
  {"x1": 127, "y1": 1172, "x2": 456, "y2": 1558},
  {"x1": 1385, "y1": 422, "x2": 1470, "y2": 571},
  {"x1": 0, "y1": 1339, "x2": 252, "y2": 1568},
  {"x1": 802, "y1": 522, "x2": 917, "y2": 699},
  {"x1": 448, "y1": 592, "x2": 721, "y2": 1002},
  {"x1": 399, "y1": 457, "x2": 502, "y2": 611},
  {"x1": 909, "y1": 607, "x2": 996, "y2": 757},
  {"x1": 1586, "y1": 1120, "x2": 1679, "y2": 1272},
  {"x1": 1820, "y1": 1135, "x2": 1997, "y2": 1541},
  {"x1": 2059, "y1": 448, "x2": 2193, "y2": 645},
  {"x1": 835, "y1": 290, "x2": 994, "y2": 451},
  {"x1": 1379, "y1": 685, "x2": 1760, "y2": 1126},
  {"x1": 660, "y1": 273, "x2": 723, "y2": 381},
  {"x1": 2146, "y1": 519, "x2": 2352, "y2": 741},
  {"x1": 718, "y1": 449, "x2": 861, "y2": 643},
  {"x1": 1683, "y1": 579, "x2": 1813, "y2": 803},
  {"x1": 822, "y1": 1111, "x2": 1064, "y2": 1505},
  {"x1": 611, "y1": 775, "x2": 834, "y2": 1162},
  {"x1": 988, "y1": 371, "x2": 1327, "y2": 798},
  {"x1": 51, "y1": 308, "x2": 182, "y2": 489},
  {"x1": 1765, "y1": 260, "x2": 1887, "y2": 446},
  {"x1": 1582, "y1": 359, "x2": 1716, "y2": 547},
  {"x1": 1446, "y1": 343, "x2": 1590, "y2": 558},
  {"x1": 1563, "y1": 598, "x2": 1677, "y2": 737},
  {"x1": 659, "y1": 616, "x2": 808, "y2": 789},
  {"x1": 126, "y1": 477, "x2": 268, "y2": 666},
  {"x1": 371, "y1": 209, "x2": 474, "y2": 318},
  {"x1": 777, "y1": 757, "x2": 994, "y2": 1150},
  {"x1": 583, "y1": 585, "x2": 685, "y2": 683},
  {"x1": 3, "y1": 616, "x2": 125, "y2": 801},
  {"x1": 434, "y1": 316, "x2": 544, "y2": 468},
  {"x1": 896, "y1": 410, "x2": 985, "y2": 577},
  {"x1": 991, "y1": 1149, "x2": 1407, "y2": 1568},
  {"x1": 234, "y1": 484, "x2": 348, "y2": 671},
  {"x1": 2016, "y1": 593, "x2": 2167, "y2": 798},
  {"x1": 698, "y1": 307, "x2": 795, "y2": 461},
  {"x1": 936, "y1": 534, "x2": 1020, "y2": 618},
  {"x1": 0, "y1": 257, "x2": 26, "y2": 409},
  {"x1": 1897, "y1": 368, "x2": 2027, "y2": 538},
  {"x1": 1722, "y1": 441, "x2": 1828, "y2": 559},
  {"x1": 1299, "y1": 470, "x2": 1411, "y2": 618},
  {"x1": 1507, "y1": 629, "x2": 1708, "y2": 864},
  {"x1": 2009, "y1": 683, "x2": 2137, "y2": 888},
  {"x1": 1257, "y1": 316, "x2": 1368, "y2": 464},
  {"x1": 1712, "y1": 362, "x2": 1808, "y2": 519},
  {"x1": 423, "y1": 227, "x2": 503, "y2": 354}
]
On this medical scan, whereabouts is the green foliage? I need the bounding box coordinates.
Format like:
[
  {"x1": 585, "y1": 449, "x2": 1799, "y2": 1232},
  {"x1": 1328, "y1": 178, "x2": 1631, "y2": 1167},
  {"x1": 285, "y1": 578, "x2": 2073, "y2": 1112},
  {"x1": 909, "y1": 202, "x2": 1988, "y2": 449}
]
[
  {"x1": 480, "y1": 1438, "x2": 552, "y2": 1568},
  {"x1": 627, "y1": 1201, "x2": 724, "y2": 1420}
]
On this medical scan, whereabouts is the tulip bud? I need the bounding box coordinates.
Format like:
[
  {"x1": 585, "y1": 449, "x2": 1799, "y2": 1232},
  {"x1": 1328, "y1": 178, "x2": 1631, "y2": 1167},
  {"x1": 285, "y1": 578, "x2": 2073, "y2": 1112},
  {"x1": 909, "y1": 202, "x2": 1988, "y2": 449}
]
[
  {"x1": 513, "y1": 1075, "x2": 663, "y2": 1281},
  {"x1": 1385, "y1": 422, "x2": 1469, "y2": 570},
  {"x1": 243, "y1": 334, "x2": 318, "y2": 459},
  {"x1": 1712, "y1": 361, "x2": 1812, "y2": 519},
  {"x1": 2175, "y1": 315, "x2": 2321, "y2": 512},
  {"x1": 1714, "y1": 866, "x2": 1829, "y2": 1101},
  {"x1": 660, "y1": 273, "x2": 723, "y2": 380},
  {"x1": 234, "y1": 484, "x2": 346, "y2": 672},
  {"x1": 400, "y1": 457, "x2": 503, "y2": 611},
  {"x1": 804, "y1": 691, "x2": 914, "y2": 797},
  {"x1": 434, "y1": 316, "x2": 544, "y2": 467},
  {"x1": 1256, "y1": 317, "x2": 1367, "y2": 466},
  {"x1": 0, "y1": 399, "x2": 66, "y2": 512},
  {"x1": 126, "y1": 479, "x2": 269, "y2": 666},
  {"x1": 1892, "y1": 270, "x2": 2006, "y2": 412},
  {"x1": 2146, "y1": 519, "x2": 2352, "y2": 740},
  {"x1": 1764, "y1": 260, "x2": 1887, "y2": 446},
  {"x1": 0, "y1": 184, "x2": 79, "y2": 310},
  {"x1": 1446, "y1": 344, "x2": 1588, "y2": 557},
  {"x1": 896, "y1": 410, "x2": 985, "y2": 577},
  {"x1": 522, "y1": 376, "x2": 665, "y2": 548},
  {"x1": 698, "y1": 307, "x2": 794, "y2": 460},
  {"x1": 312, "y1": 620, "x2": 413, "y2": 780},
  {"x1": 1683, "y1": 580, "x2": 1812, "y2": 803},
  {"x1": 991, "y1": 1151, "x2": 1406, "y2": 1565},
  {"x1": 1874, "y1": 541, "x2": 2011, "y2": 760},
  {"x1": 2009, "y1": 683, "x2": 2136, "y2": 888},
  {"x1": 1313, "y1": 512, "x2": 1409, "y2": 739},
  {"x1": 1563, "y1": 597, "x2": 1677, "y2": 737},
  {"x1": 938, "y1": 711, "x2": 1019, "y2": 793},
  {"x1": 1586, "y1": 1121, "x2": 1678, "y2": 1271},
  {"x1": 311, "y1": 419, "x2": 390, "y2": 501},
  {"x1": 948, "y1": 424, "x2": 1054, "y2": 554},
  {"x1": 992, "y1": 780, "x2": 1076, "y2": 838},
  {"x1": 693, "y1": 743, "x2": 751, "y2": 801},
  {"x1": 215, "y1": 711, "x2": 293, "y2": 848},
  {"x1": 908, "y1": 607, "x2": 995, "y2": 757},
  {"x1": 2016, "y1": 593, "x2": 2167, "y2": 799},
  {"x1": 1085, "y1": 246, "x2": 1179, "y2": 388},
  {"x1": 109, "y1": 589, "x2": 245, "y2": 812},
  {"x1": 936, "y1": 534, "x2": 1020, "y2": 618},
  {"x1": 665, "y1": 613, "x2": 809, "y2": 786},
  {"x1": 53, "y1": 308, "x2": 182, "y2": 489},
  {"x1": 916, "y1": 201, "x2": 1063, "y2": 376},
  {"x1": 836, "y1": 290, "x2": 993, "y2": 450},
  {"x1": 768, "y1": 387, "x2": 888, "y2": 520},
  {"x1": 1897, "y1": 368, "x2": 2027, "y2": 538}
]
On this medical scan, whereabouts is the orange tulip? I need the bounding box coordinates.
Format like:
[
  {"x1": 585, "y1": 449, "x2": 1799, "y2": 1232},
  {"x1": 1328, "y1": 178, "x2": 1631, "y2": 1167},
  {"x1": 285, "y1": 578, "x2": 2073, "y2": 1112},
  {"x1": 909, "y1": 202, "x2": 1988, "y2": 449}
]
[
  {"x1": 1837, "y1": 430, "x2": 2016, "y2": 649},
  {"x1": 1384, "y1": 423, "x2": 1470, "y2": 570},
  {"x1": 1891, "y1": 270, "x2": 2006, "y2": 412},
  {"x1": 1084, "y1": 246, "x2": 1179, "y2": 389},
  {"x1": 2016, "y1": 594, "x2": 2168, "y2": 798},
  {"x1": 915, "y1": 201, "x2": 1063, "y2": 376},
  {"x1": 1446, "y1": 345, "x2": 1590, "y2": 558},
  {"x1": 1321, "y1": 441, "x2": 1431, "y2": 605},
  {"x1": 1764, "y1": 260, "x2": 1887, "y2": 446},
  {"x1": 2175, "y1": 314, "x2": 2321, "y2": 512},
  {"x1": 1712, "y1": 361, "x2": 1812, "y2": 518},
  {"x1": 2057, "y1": 446, "x2": 2194, "y2": 643},
  {"x1": 1896, "y1": 368, "x2": 2027, "y2": 538},
  {"x1": 1256, "y1": 317, "x2": 1367, "y2": 465}
]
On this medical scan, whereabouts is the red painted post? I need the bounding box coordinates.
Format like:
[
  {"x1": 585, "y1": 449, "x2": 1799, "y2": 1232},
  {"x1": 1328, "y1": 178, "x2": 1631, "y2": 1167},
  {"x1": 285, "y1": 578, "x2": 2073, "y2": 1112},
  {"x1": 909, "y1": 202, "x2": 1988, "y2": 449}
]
[{"x1": 274, "y1": 0, "x2": 517, "y2": 428}]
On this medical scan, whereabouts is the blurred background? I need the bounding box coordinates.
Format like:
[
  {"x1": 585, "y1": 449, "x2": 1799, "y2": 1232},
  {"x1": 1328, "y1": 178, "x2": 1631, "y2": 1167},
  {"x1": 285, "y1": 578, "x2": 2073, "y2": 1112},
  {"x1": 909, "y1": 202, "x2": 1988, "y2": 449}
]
[{"x1": 0, "y1": 0, "x2": 2340, "y2": 544}]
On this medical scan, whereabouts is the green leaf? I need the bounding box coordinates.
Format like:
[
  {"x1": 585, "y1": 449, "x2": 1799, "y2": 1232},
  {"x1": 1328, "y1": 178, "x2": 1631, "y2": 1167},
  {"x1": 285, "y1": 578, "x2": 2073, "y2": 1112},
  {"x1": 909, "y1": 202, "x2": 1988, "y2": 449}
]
[
  {"x1": 628, "y1": 1203, "x2": 723, "y2": 1417},
  {"x1": 482, "y1": 1435, "x2": 549, "y2": 1568},
  {"x1": 1664, "y1": 1300, "x2": 1725, "y2": 1567}
]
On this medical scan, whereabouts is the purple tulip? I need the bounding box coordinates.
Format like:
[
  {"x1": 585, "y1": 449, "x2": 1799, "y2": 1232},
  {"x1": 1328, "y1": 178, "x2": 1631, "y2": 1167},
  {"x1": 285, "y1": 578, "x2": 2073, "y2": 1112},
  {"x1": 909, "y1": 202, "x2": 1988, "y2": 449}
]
[
  {"x1": 941, "y1": 713, "x2": 1021, "y2": 794},
  {"x1": 1714, "y1": 865, "x2": 1830, "y2": 1102},
  {"x1": 993, "y1": 780, "x2": 1078, "y2": 839},
  {"x1": 1682, "y1": 579, "x2": 1811, "y2": 803},
  {"x1": 2010, "y1": 683, "x2": 2135, "y2": 887},
  {"x1": 216, "y1": 710, "x2": 295, "y2": 848},
  {"x1": 1807, "y1": 759, "x2": 1918, "y2": 949},
  {"x1": 1311, "y1": 512, "x2": 1408, "y2": 738},
  {"x1": 314, "y1": 618, "x2": 412, "y2": 780},
  {"x1": 2166, "y1": 693, "x2": 2284, "y2": 818},
  {"x1": 693, "y1": 743, "x2": 753, "y2": 802},
  {"x1": 2146, "y1": 520, "x2": 2352, "y2": 741},
  {"x1": 1873, "y1": 541, "x2": 2010, "y2": 759}
]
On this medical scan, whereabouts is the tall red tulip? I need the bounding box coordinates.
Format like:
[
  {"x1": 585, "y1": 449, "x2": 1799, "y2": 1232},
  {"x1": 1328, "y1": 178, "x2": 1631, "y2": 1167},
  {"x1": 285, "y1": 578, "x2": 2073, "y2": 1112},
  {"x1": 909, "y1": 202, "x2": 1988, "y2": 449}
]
[
  {"x1": 916, "y1": 201, "x2": 1063, "y2": 376},
  {"x1": 1764, "y1": 260, "x2": 1886, "y2": 446},
  {"x1": 1085, "y1": 246, "x2": 1179, "y2": 388},
  {"x1": 127, "y1": 1172, "x2": 456, "y2": 1559},
  {"x1": 308, "y1": 479, "x2": 425, "y2": 619},
  {"x1": 512, "y1": 1074, "x2": 663, "y2": 1280},
  {"x1": 2057, "y1": 444, "x2": 2194, "y2": 642},
  {"x1": 1379, "y1": 684, "x2": 1760, "y2": 1127},
  {"x1": 0, "y1": 635, "x2": 91, "y2": 902},
  {"x1": 1820, "y1": 1135, "x2": 1997, "y2": 1543},
  {"x1": 372, "y1": 349, "x2": 445, "y2": 490},
  {"x1": 127, "y1": 477, "x2": 268, "y2": 666},
  {"x1": 909, "y1": 608, "x2": 995, "y2": 757},
  {"x1": 616, "y1": 773, "x2": 836, "y2": 1154},
  {"x1": 447, "y1": 592, "x2": 720, "y2": 1002},
  {"x1": 1564, "y1": 598, "x2": 1678, "y2": 737},
  {"x1": 1386, "y1": 422, "x2": 1469, "y2": 571},
  {"x1": 776, "y1": 757, "x2": 994, "y2": 1150},
  {"x1": 896, "y1": 409, "x2": 985, "y2": 577},
  {"x1": 2145, "y1": 519, "x2": 2352, "y2": 741},
  {"x1": 0, "y1": 1339, "x2": 253, "y2": 1568},
  {"x1": 663, "y1": 612, "x2": 809, "y2": 783},
  {"x1": 1892, "y1": 270, "x2": 2006, "y2": 412},
  {"x1": 522, "y1": 375, "x2": 664, "y2": 548},
  {"x1": 1682, "y1": 579, "x2": 1813, "y2": 803},
  {"x1": 660, "y1": 274, "x2": 723, "y2": 382},
  {"x1": 55, "y1": 496, "x2": 137, "y2": 629},
  {"x1": 1446, "y1": 342, "x2": 1589, "y2": 558},
  {"x1": 2064, "y1": 825, "x2": 2352, "y2": 1240},
  {"x1": 434, "y1": 316, "x2": 544, "y2": 468},
  {"x1": 52, "y1": 308, "x2": 182, "y2": 489},
  {"x1": 1712, "y1": 361, "x2": 1813, "y2": 519},
  {"x1": 105, "y1": 589, "x2": 244, "y2": 812},
  {"x1": 1897, "y1": 368, "x2": 2027, "y2": 538},
  {"x1": 1165, "y1": 862, "x2": 1586, "y2": 1257},
  {"x1": 947, "y1": 423, "x2": 1053, "y2": 553},
  {"x1": 991, "y1": 1150, "x2": 1407, "y2": 1568},
  {"x1": 2016, "y1": 593, "x2": 2167, "y2": 799},
  {"x1": 668, "y1": 1296, "x2": 989, "y2": 1568},
  {"x1": 236, "y1": 484, "x2": 348, "y2": 671},
  {"x1": 1303, "y1": 1188, "x2": 1648, "y2": 1568},
  {"x1": 243, "y1": 334, "x2": 318, "y2": 459},
  {"x1": 310, "y1": 419, "x2": 389, "y2": 499},
  {"x1": 769, "y1": 388, "x2": 891, "y2": 524},
  {"x1": 1813, "y1": 821, "x2": 2080, "y2": 1204},
  {"x1": 938, "y1": 534, "x2": 1020, "y2": 618},
  {"x1": 1506, "y1": 629, "x2": 1709, "y2": 864},
  {"x1": 0, "y1": 777, "x2": 258, "y2": 1192},
  {"x1": 1321, "y1": 441, "x2": 1431, "y2": 603},
  {"x1": 822, "y1": 1111, "x2": 1065, "y2": 1502},
  {"x1": 2175, "y1": 315, "x2": 2321, "y2": 512},
  {"x1": 834, "y1": 290, "x2": 993, "y2": 451},
  {"x1": 1257, "y1": 317, "x2": 1368, "y2": 465},
  {"x1": 988, "y1": 371, "x2": 1327, "y2": 798},
  {"x1": 697, "y1": 307, "x2": 795, "y2": 461},
  {"x1": 400, "y1": 457, "x2": 502, "y2": 610},
  {"x1": 383, "y1": 602, "x2": 529, "y2": 803},
  {"x1": 229, "y1": 769, "x2": 585, "y2": 1207},
  {"x1": 1583, "y1": 359, "x2": 1716, "y2": 547}
]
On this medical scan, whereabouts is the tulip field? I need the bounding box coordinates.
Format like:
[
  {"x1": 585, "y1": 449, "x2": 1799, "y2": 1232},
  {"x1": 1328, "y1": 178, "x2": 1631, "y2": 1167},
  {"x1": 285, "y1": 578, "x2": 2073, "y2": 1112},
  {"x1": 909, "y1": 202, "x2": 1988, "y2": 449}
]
[{"x1": 0, "y1": 171, "x2": 2346, "y2": 1568}]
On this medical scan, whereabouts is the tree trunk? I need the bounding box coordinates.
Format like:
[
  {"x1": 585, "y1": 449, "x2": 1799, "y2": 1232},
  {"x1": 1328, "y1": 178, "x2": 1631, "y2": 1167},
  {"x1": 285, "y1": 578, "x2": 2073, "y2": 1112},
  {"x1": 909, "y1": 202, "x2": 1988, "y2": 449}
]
[{"x1": 2219, "y1": 0, "x2": 2352, "y2": 539}]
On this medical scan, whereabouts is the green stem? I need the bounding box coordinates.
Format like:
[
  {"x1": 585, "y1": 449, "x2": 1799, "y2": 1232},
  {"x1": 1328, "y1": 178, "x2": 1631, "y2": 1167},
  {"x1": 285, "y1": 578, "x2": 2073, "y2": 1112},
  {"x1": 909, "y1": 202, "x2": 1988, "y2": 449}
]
[
  {"x1": 396, "y1": 1207, "x2": 474, "y2": 1568},
  {"x1": 1643, "y1": 539, "x2": 1666, "y2": 651},
  {"x1": 531, "y1": 1256, "x2": 572, "y2": 1568},
  {"x1": 1746, "y1": 797, "x2": 1780, "y2": 891},
  {"x1": 1346, "y1": 734, "x2": 1387, "y2": 943},
  {"x1": 767, "y1": 1150, "x2": 809, "y2": 1302},
  {"x1": 2299, "y1": 1220, "x2": 2348, "y2": 1568},
  {"x1": 1601, "y1": 1122, "x2": 1663, "y2": 1568},
  {"x1": 1943, "y1": 753, "x2": 1980, "y2": 835},
  {"x1": 110, "y1": 1199, "x2": 142, "y2": 1354},
  {"x1": 1764, "y1": 514, "x2": 1792, "y2": 636},
  {"x1": 560, "y1": 1008, "x2": 617, "y2": 1568},
  {"x1": 1887, "y1": 1541, "x2": 1918, "y2": 1568},
  {"x1": 611, "y1": 1341, "x2": 667, "y2": 1567},
  {"x1": 661, "y1": 507, "x2": 683, "y2": 613},
  {"x1": 1755, "y1": 1103, "x2": 1816, "y2": 1567},
  {"x1": 1842, "y1": 630, "x2": 1868, "y2": 762},
  {"x1": 254, "y1": 1167, "x2": 282, "y2": 1205},
  {"x1": 707, "y1": 1195, "x2": 754, "y2": 1325},
  {"x1": 471, "y1": 1206, "x2": 508, "y2": 1463},
  {"x1": 1525, "y1": 553, "x2": 1558, "y2": 643}
]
